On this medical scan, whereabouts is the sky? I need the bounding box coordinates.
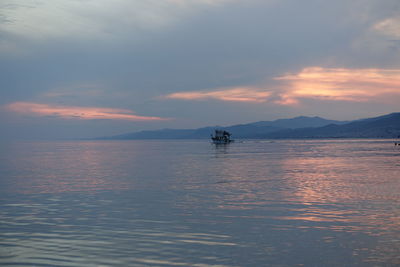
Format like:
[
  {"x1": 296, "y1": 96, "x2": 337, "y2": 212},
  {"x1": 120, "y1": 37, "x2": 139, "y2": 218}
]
[{"x1": 1, "y1": 0, "x2": 400, "y2": 140}]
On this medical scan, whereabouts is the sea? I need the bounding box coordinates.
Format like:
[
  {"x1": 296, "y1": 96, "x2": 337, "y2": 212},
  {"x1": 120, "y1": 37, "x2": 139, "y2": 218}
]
[{"x1": 0, "y1": 139, "x2": 399, "y2": 266}]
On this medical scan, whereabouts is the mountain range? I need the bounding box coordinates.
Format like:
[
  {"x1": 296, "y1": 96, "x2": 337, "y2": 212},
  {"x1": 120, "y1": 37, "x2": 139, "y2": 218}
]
[{"x1": 98, "y1": 113, "x2": 400, "y2": 140}]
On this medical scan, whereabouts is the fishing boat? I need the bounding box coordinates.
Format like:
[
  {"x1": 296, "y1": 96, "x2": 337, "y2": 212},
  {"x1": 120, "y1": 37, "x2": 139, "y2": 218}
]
[{"x1": 211, "y1": 130, "x2": 234, "y2": 144}]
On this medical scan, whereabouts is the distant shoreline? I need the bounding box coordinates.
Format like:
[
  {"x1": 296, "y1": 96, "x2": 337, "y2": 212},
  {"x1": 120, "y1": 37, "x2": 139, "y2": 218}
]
[{"x1": 94, "y1": 112, "x2": 400, "y2": 140}]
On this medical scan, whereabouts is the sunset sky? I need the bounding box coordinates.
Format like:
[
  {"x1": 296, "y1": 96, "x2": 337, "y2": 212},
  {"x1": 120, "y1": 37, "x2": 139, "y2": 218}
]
[{"x1": 1, "y1": 0, "x2": 400, "y2": 139}]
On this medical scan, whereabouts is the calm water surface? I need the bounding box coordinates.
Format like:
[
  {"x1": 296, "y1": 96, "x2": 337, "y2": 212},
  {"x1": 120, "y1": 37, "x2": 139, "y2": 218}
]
[{"x1": 0, "y1": 139, "x2": 399, "y2": 266}]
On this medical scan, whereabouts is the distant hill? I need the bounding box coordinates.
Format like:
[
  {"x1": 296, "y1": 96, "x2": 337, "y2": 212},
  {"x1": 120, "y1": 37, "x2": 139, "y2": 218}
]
[
  {"x1": 99, "y1": 113, "x2": 400, "y2": 139},
  {"x1": 96, "y1": 113, "x2": 400, "y2": 140},
  {"x1": 98, "y1": 115, "x2": 358, "y2": 140},
  {"x1": 264, "y1": 113, "x2": 400, "y2": 139},
  {"x1": 247, "y1": 116, "x2": 347, "y2": 128}
]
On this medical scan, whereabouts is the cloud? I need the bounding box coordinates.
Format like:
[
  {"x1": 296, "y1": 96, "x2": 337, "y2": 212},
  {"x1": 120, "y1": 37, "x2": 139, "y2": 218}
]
[
  {"x1": 1, "y1": 0, "x2": 400, "y2": 140},
  {"x1": 372, "y1": 16, "x2": 400, "y2": 38},
  {"x1": 41, "y1": 83, "x2": 105, "y2": 99},
  {"x1": 164, "y1": 87, "x2": 272, "y2": 103},
  {"x1": 275, "y1": 67, "x2": 400, "y2": 104},
  {"x1": 0, "y1": 0, "x2": 231, "y2": 44},
  {"x1": 165, "y1": 67, "x2": 400, "y2": 106},
  {"x1": 4, "y1": 102, "x2": 169, "y2": 121}
]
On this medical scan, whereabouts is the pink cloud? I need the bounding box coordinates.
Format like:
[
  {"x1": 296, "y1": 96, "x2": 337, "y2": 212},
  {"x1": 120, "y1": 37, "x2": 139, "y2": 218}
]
[
  {"x1": 275, "y1": 67, "x2": 400, "y2": 105},
  {"x1": 4, "y1": 102, "x2": 169, "y2": 121},
  {"x1": 164, "y1": 87, "x2": 272, "y2": 103},
  {"x1": 164, "y1": 67, "x2": 400, "y2": 106}
]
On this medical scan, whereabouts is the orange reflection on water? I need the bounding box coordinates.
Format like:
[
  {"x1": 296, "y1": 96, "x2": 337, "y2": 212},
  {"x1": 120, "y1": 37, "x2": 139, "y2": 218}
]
[
  {"x1": 282, "y1": 152, "x2": 400, "y2": 204},
  {"x1": 278, "y1": 142, "x2": 400, "y2": 241}
]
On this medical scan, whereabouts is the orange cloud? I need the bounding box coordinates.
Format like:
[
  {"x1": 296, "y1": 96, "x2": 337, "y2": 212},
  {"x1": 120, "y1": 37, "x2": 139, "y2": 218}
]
[
  {"x1": 5, "y1": 102, "x2": 168, "y2": 121},
  {"x1": 164, "y1": 67, "x2": 400, "y2": 106},
  {"x1": 275, "y1": 67, "x2": 400, "y2": 105},
  {"x1": 165, "y1": 87, "x2": 272, "y2": 103}
]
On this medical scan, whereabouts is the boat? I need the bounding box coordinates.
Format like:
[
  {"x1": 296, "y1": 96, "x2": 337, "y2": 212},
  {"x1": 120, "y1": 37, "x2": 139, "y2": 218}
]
[{"x1": 211, "y1": 130, "x2": 234, "y2": 144}]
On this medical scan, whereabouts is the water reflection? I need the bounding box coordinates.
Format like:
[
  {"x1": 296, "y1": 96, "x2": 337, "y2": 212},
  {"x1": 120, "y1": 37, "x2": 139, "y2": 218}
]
[
  {"x1": 187, "y1": 140, "x2": 400, "y2": 265},
  {"x1": 279, "y1": 142, "x2": 400, "y2": 242},
  {"x1": 0, "y1": 194, "x2": 239, "y2": 267},
  {"x1": 0, "y1": 140, "x2": 400, "y2": 266},
  {"x1": 212, "y1": 142, "x2": 232, "y2": 159}
]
